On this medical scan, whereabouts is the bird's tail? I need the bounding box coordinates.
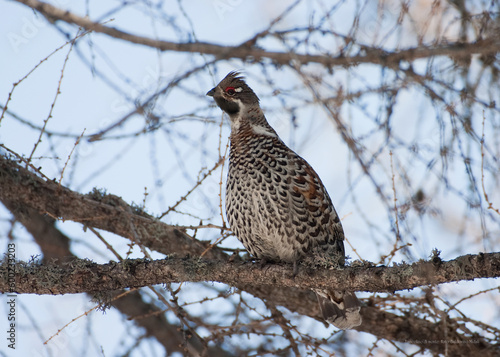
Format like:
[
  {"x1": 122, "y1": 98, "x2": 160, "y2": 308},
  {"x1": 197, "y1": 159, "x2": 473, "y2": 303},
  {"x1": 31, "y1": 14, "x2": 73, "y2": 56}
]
[{"x1": 315, "y1": 289, "x2": 362, "y2": 330}]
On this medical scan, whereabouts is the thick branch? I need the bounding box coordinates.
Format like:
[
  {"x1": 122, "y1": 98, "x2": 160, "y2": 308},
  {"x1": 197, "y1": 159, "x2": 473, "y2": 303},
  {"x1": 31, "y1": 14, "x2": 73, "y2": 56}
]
[
  {"x1": 1, "y1": 253, "x2": 498, "y2": 295},
  {"x1": 2, "y1": 153, "x2": 499, "y2": 355},
  {"x1": 15, "y1": 0, "x2": 500, "y2": 68},
  {"x1": 0, "y1": 154, "x2": 227, "y2": 261},
  {"x1": 1, "y1": 201, "x2": 232, "y2": 356}
]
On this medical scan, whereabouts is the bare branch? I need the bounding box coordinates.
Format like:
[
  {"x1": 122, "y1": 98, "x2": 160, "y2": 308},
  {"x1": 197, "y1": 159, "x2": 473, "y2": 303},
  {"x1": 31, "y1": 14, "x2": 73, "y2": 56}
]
[
  {"x1": 2, "y1": 152, "x2": 498, "y2": 356},
  {"x1": 4, "y1": 1, "x2": 500, "y2": 355},
  {"x1": 1, "y1": 153, "x2": 498, "y2": 295},
  {"x1": 15, "y1": 0, "x2": 500, "y2": 69},
  {"x1": 2, "y1": 252, "x2": 498, "y2": 295},
  {"x1": 1, "y1": 190, "x2": 233, "y2": 356},
  {"x1": 0, "y1": 153, "x2": 227, "y2": 261}
]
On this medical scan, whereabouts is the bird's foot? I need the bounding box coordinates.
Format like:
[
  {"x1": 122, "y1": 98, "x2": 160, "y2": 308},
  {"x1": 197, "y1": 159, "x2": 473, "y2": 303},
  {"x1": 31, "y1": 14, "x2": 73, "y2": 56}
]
[
  {"x1": 292, "y1": 260, "x2": 299, "y2": 278},
  {"x1": 259, "y1": 258, "x2": 269, "y2": 269}
]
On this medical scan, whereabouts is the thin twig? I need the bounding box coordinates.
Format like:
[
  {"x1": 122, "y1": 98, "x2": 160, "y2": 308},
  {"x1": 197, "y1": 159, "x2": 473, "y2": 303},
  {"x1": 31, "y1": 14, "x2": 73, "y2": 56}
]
[
  {"x1": 44, "y1": 288, "x2": 137, "y2": 345},
  {"x1": 59, "y1": 129, "x2": 85, "y2": 187},
  {"x1": 390, "y1": 151, "x2": 401, "y2": 241},
  {"x1": 27, "y1": 32, "x2": 79, "y2": 165},
  {"x1": 159, "y1": 157, "x2": 224, "y2": 219},
  {"x1": 217, "y1": 112, "x2": 230, "y2": 229},
  {"x1": 480, "y1": 111, "x2": 500, "y2": 216},
  {"x1": 0, "y1": 29, "x2": 91, "y2": 126}
]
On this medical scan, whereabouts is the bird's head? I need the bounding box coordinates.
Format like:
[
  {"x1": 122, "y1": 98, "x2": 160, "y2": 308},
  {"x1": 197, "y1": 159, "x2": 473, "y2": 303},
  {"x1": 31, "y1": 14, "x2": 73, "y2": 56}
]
[{"x1": 206, "y1": 72, "x2": 260, "y2": 116}]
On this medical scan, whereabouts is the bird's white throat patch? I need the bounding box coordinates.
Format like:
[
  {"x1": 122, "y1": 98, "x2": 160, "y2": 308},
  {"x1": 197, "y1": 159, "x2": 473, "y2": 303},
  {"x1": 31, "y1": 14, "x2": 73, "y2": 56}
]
[{"x1": 252, "y1": 124, "x2": 277, "y2": 137}]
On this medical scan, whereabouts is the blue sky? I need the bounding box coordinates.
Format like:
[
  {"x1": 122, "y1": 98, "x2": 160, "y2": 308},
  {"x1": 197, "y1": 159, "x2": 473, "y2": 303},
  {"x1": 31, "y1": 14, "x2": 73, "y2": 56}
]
[{"x1": 1, "y1": 1, "x2": 499, "y2": 356}]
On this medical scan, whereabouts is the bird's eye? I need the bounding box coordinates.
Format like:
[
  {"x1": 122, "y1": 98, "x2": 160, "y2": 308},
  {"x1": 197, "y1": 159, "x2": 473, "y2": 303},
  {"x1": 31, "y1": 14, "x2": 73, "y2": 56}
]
[{"x1": 225, "y1": 87, "x2": 236, "y2": 95}]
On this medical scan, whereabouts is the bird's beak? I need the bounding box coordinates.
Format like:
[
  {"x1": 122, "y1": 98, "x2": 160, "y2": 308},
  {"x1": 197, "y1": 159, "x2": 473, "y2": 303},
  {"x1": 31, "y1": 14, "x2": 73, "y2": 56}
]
[{"x1": 206, "y1": 88, "x2": 216, "y2": 97}]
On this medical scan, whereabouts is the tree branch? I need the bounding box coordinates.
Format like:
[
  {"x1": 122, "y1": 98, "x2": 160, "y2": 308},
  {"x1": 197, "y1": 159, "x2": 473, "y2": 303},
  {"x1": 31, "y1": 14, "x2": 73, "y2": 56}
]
[
  {"x1": 0, "y1": 154, "x2": 227, "y2": 261},
  {"x1": 2, "y1": 154, "x2": 498, "y2": 296},
  {"x1": 15, "y1": 0, "x2": 500, "y2": 68},
  {"x1": 2, "y1": 153, "x2": 499, "y2": 355},
  {"x1": 2, "y1": 252, "x2": 499, "y2": 295},
  {"x1": 0, "y1": 200, "x2": 232, "y2": 356}
]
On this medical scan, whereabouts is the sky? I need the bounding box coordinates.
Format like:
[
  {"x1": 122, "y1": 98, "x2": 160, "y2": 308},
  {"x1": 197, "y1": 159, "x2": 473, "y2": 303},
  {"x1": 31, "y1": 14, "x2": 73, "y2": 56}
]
[{"x1": 1, "y1": 1, "x2": 499, "y2": 356}]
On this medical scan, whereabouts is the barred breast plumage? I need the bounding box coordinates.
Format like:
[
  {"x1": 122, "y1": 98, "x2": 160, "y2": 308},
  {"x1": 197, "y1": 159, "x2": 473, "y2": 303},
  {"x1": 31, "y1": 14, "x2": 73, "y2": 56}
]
[
  {"x1": 225, "y1": 131, "x2": 345, "y2": 265},
  {"x1": 207, "y1": 71, "x2": 361, "y2": 329}
]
